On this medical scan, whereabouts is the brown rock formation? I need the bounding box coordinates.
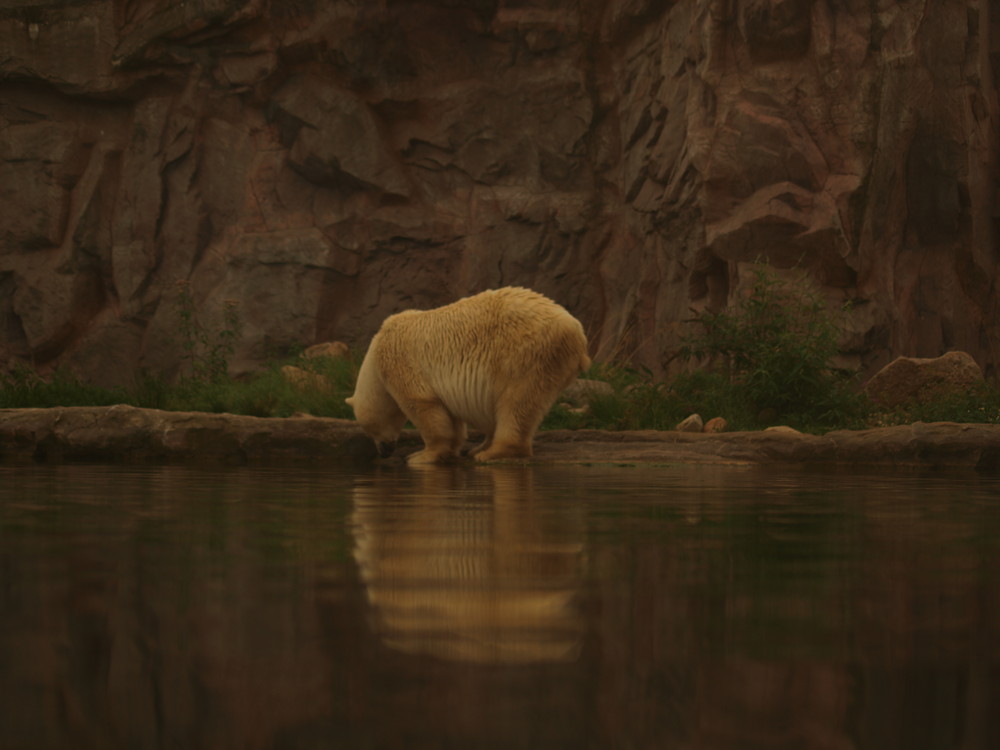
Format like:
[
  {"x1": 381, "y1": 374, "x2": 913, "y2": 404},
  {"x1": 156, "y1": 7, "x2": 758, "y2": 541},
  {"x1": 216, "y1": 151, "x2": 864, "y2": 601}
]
[{"x1": 1, "y1": 1, "x2": 998, "y2": 385}]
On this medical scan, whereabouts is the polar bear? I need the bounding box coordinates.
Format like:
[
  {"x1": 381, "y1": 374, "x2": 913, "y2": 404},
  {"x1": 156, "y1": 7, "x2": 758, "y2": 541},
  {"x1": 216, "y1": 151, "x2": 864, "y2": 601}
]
[{"x1": 345, "y1": 287, "x2": 590, "y2": 464}]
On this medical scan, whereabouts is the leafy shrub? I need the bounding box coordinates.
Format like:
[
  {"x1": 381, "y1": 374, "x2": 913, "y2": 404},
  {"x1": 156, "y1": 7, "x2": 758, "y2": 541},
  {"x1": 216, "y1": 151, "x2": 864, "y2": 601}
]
[
  {"x1": 160, "y1": 353, "x2": 357, "y2": 418},
  {"x1": 679, "y1": 263, "x2": 867, "y2": 431}
]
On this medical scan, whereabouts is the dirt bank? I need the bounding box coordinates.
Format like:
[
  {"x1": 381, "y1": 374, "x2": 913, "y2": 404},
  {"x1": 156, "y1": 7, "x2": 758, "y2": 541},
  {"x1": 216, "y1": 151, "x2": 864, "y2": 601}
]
[{"x1": 2, "y1": 406, "x2": 1000, "y2": 472}]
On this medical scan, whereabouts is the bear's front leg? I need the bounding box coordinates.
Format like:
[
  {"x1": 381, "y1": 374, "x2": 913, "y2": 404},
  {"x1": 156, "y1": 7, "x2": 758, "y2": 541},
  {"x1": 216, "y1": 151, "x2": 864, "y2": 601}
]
[{"x1": 405, "y1": 399, "x2": 462, "y2": 465}]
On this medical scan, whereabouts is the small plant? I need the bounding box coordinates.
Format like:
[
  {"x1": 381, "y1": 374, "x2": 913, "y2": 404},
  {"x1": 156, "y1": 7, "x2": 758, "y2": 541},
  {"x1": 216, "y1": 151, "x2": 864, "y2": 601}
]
[
  {"x1": 176, "y1": 280, "x2": 242, "y2": 383},
  {"x1": 679, "y1": 263, "x2": 867, "y2": 431}
]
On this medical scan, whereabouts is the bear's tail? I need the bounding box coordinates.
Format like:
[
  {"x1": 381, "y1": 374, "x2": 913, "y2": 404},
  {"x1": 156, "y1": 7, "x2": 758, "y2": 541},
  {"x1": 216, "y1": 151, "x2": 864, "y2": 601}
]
[{"x1": 579, "y1": 352, "x2": 592, "y2": 374}]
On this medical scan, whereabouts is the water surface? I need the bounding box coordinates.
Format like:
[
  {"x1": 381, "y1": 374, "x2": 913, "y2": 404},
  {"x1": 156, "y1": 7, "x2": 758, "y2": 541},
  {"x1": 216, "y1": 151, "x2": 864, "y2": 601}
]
[{"x1": 2, "y1": 463, "x2": 999, "y2": 749}]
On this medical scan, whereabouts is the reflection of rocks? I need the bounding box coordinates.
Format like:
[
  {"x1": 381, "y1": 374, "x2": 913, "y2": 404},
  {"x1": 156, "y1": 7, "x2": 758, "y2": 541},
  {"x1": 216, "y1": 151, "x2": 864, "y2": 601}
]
[{"x1": 352, "y1": 467, "x2": 584, "y2": 664}]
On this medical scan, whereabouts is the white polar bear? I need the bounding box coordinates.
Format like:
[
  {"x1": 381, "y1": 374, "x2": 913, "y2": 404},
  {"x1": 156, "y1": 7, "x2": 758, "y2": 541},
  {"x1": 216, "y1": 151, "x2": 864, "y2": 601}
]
[{"x1": 346, "y1": 287, "x2": 591, "y2": 464}]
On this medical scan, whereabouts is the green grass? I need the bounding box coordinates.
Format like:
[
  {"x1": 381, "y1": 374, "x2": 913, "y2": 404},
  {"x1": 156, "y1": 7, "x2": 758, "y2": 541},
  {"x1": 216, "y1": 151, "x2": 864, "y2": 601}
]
[
  {"x1": 867, "y1": 383, "x2": 1000, "y2": 428},
  {"x1": 0, "y1": 355, "x2": 357, "y2": 419},
  {"x1": 0, "y1": 365, "x2": 130, "y2": 409},
  {"x1": 4, "y1": 353, "x2": 1000, "y2": 433}
]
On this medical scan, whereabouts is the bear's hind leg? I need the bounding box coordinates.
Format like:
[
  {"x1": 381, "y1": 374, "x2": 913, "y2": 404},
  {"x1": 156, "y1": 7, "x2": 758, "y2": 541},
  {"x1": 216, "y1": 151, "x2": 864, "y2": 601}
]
[
  {"x1": 406, "y1": 399, "x2": 462, "y2": 465},
  {"x1": 474, "y1": 392, "x2": 544, "y2": 462}
]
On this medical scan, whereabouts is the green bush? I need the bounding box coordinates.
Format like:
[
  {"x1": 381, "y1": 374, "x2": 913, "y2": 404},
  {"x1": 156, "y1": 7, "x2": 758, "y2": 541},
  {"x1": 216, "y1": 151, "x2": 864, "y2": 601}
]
[
  {"x1": 679, "y1": 263, "x2": 867, "y2": 431},
  {"x1": 160, "y1": 354, "x2": 357, "y2": 418},
  {"x1": 543, "y1": 264, "x2": 869, "y2": 433},
  {"x1": 0, "y1": 354, "x2": 357, "y2": 419}
]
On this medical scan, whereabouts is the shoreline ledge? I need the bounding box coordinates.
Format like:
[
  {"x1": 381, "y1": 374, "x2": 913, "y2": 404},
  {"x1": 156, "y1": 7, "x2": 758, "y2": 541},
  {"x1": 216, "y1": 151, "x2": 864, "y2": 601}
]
[{"x1": 2, "y1": 405, "x2": 1000, "y2": 471}]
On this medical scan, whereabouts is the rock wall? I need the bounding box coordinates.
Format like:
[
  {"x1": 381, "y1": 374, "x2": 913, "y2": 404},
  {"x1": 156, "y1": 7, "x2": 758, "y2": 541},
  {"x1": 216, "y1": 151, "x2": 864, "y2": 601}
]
[{"x1": 1, "y1": 0, "x2": 998, "y2": 385}]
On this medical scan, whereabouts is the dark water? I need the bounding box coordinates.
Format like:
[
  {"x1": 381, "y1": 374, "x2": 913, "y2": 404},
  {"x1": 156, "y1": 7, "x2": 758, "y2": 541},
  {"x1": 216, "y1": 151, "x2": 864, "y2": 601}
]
[{"x1": 2, "y1": 463, "x2": 999, "y2": 750}]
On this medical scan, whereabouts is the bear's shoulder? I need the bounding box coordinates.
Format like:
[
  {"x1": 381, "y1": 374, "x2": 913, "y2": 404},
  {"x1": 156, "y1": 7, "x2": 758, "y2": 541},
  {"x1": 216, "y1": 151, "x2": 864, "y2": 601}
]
[
  {"x1": 379, "y1": 287, "x2": 568, "y2": 333},
  {"x1": 457, "y1": 286, "x2": 560, "y2": 310}
]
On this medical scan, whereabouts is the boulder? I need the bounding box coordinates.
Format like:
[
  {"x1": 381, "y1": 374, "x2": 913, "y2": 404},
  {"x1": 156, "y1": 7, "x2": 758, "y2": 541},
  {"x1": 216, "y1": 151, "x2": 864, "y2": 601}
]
[
  {"x1": 280, "y1": 365, "x2": 333, "y2": 395},
  {"x1": 303, "y1": 341, "x2": 350, "y2": 360},
  {"x1": 676, "y1": 413, "x2": 704, "y2": 433},
  {"x1": 703, "y1": 417, "x2": 728, "y2": 434},
  {"x1": 561, "y1": 378, "x2": 614, "y2": 405},
  {"x1": 864, "y1": 352, "x2": 986, "y2": 410}
]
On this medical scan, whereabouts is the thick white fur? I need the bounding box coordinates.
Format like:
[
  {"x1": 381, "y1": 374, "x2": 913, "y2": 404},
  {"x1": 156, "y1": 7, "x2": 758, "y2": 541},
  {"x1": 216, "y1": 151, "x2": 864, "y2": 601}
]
[{"x1": 346, "y1": 287, "x2": 591, "y2": 464}]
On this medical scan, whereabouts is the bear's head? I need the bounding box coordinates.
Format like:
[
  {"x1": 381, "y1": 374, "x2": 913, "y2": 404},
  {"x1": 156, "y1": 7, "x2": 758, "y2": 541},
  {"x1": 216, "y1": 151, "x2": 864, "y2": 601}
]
[
  {"x1": 346, "y1": 344, "x2": 408, "y2": 457},
  {"x1": 345, "y1": 392, "x2": 407, "y2": 457}
]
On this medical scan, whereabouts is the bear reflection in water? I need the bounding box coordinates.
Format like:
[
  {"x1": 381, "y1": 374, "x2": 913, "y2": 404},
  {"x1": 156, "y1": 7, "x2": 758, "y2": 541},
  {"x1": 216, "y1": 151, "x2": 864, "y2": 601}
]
[{"x1": 351, "y1": 466, "x2": 585, "y2": 664}]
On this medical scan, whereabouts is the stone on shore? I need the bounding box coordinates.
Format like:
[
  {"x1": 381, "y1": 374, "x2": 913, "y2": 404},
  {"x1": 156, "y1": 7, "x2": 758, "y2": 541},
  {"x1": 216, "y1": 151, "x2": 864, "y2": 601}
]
[
  {"x1": 865, "y1": 351, "x2": 985, "y2": 409},
  {"x1": 561, "y1": 379, "x2": 615, "y2": 406},
  {"x1": 303, "y1": 342, "x2": 350, "y2": 360},
  {"x1": 676, "y1": 414, "x2": 704, "y2": 433},
  {"x1": 280, "y1": 365, "x2": 333, "y2": 394},
  {"x1": 703, "y1": 417, "x2": 728, "y2": 434}
]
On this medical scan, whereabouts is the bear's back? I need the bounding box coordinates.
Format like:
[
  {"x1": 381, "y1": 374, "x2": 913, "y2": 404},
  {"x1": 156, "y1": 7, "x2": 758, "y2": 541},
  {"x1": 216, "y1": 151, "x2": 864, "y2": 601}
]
[{"x1": 375, "y1": 287, "x2": 588, "y2": 430}]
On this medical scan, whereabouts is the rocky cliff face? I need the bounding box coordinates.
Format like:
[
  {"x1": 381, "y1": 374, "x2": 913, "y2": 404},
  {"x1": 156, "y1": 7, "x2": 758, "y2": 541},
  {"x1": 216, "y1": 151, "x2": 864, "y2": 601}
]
[{"x1": 2, "y1": 0, "x2": 998, "y2": 385}]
